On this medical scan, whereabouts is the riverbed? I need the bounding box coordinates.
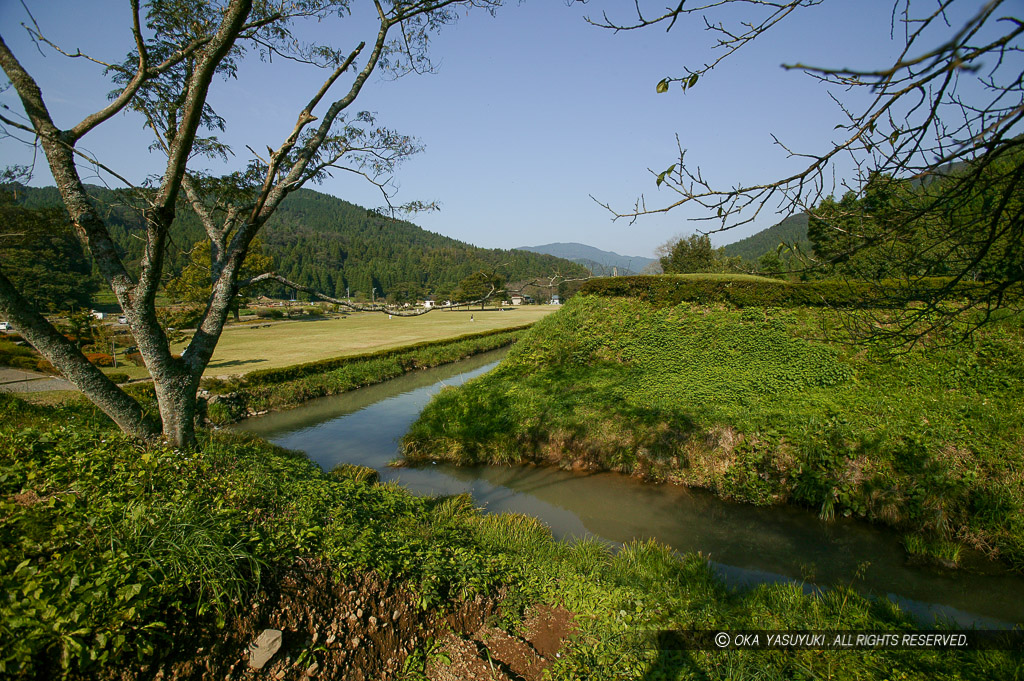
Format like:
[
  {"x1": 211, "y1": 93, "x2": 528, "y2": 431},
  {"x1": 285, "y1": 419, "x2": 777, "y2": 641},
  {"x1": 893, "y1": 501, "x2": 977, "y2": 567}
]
[{"x1": 235, "y1": 348, "x2": 1024, "y2": 628}]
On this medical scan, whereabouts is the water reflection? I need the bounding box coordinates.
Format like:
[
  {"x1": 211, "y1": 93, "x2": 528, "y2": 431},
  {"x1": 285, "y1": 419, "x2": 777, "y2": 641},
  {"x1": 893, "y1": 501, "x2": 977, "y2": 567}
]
[{"x1": 236, "y1": 349, "x2": 1024, "y2": 628}]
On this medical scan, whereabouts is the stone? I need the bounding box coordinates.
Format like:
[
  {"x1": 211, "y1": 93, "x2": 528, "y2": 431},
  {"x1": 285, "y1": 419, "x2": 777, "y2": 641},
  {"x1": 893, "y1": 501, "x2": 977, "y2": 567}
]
[{"x1": 247, "y1": 629, "x2": 283, "y2": 670}]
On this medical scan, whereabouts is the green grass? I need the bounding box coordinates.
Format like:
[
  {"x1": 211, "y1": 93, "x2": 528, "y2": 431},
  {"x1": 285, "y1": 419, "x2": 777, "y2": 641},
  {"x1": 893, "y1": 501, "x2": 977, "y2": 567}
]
[
  {"x1": 404, "y1": 294, "x2": 1024, "y2": 570},
  {"x1": 199, "y1": 327, "x2": 528, "y2": 418},
  {"x1": 2, "y1": 393, "x2": 1017, "y2": 680},
  {"x1": 175, "y1": 306, "x2": 557, "y2": 377}
]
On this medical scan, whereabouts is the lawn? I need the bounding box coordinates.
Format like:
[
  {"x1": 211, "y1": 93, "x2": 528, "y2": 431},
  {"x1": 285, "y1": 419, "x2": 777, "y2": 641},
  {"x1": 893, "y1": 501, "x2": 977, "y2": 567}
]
[{"x1": 176, "y1": 305, "x2": 558, "y2": 376}]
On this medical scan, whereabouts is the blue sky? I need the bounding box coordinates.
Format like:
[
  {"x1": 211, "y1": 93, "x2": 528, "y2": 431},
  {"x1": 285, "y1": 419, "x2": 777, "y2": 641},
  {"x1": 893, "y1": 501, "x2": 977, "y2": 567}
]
[{"x1": 0, "y1": 0, "x2": 1006, "y2": 257}]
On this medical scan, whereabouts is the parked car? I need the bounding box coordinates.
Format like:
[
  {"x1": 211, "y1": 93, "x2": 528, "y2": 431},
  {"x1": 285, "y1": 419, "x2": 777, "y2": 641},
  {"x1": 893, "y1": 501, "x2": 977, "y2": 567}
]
[{"x1": 0, "y1": 321, "x2": 11, "y2": 331}]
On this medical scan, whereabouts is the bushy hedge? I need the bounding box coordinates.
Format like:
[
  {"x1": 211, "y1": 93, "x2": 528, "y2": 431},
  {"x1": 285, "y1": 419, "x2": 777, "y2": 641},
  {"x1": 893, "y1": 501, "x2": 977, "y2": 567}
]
[
  {"x1": 0, "y1": 340, "x2": 57, "y2": 374},
  {"x1": 241, "y1": 324, "x2": 533, "y2": 387},
  {"x1": 84, "y1": 352, "x2": 114, "y2": 367},
  {"x1": 579, "y1": 274, "x2": 992, "y2": 308}
]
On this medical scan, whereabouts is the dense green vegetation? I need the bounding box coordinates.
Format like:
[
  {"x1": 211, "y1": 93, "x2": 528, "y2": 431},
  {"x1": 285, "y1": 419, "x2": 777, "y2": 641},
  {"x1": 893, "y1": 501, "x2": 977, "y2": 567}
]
[
  {"x1": 8, "y1": 184, "x2": 589, "y2": 303},
  {"x1": 0, "y1": 187, "x2": 99, "y2": 312},
  {"x1": 404, "y1": 291, "x2": 1024, "y2": 570},
  {"x1": 720, "y1": 213, "x2": 810, "y2": 264},
  {"x1": 657, "y1": 234, "x2": 744, "y2": 275},
  {"x1": 2, "y1": 394, "x2": 1017, "y2": 679}
]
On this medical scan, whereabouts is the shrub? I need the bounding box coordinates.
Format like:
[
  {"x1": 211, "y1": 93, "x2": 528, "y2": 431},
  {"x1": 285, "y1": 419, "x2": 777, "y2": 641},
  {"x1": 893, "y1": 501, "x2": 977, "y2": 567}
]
[
  {"x1": 9, "y1": 356, "x2": 38, "y2": 370},
  {"x1": 0, "y1": 341, "x2": 39, "y2": 370},
  {"x1": 578, "y1": 274, "x2": 994, "y2": 309},
  {"x1": 106, "y1": 372, "x2": 130, "y2": 384},
  {"x1": 84, "y1": 352, "x2": 114, "y2": 367},
  {"x1": 254, "y1": 307, "x2": 284, "y2": 319},
  {"x1": 126, "y1": 352, "x2": 145, "y2": 367}
]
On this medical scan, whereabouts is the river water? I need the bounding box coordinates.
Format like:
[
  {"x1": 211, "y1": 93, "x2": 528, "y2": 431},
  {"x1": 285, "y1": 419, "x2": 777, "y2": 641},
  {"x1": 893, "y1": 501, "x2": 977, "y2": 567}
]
[{"x1": 235, "y1": 348, "x2": 1024, "y2": 628}]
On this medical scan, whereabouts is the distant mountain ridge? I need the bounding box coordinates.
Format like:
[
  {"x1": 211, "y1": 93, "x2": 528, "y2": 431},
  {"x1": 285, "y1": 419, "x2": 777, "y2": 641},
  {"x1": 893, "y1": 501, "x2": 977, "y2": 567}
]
[{"x1": 517, "y1": 242, "x2": 655, "y2": 275}]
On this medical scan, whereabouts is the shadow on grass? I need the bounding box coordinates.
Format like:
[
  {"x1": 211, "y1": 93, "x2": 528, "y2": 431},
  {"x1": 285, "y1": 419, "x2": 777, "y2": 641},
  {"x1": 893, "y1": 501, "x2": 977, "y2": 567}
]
[
  {"x1": 642, "y1": 633, "x2": 712, "y2": 681},
  {"x1": 208, "y1": 358, "x2": 268, "y2": 368}
]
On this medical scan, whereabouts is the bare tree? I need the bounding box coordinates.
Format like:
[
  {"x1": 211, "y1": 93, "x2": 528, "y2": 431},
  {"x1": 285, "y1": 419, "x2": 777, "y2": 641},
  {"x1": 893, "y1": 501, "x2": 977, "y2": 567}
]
[
  {"x1": 0, "y1": 0, "x2": 503, "y2": 447},
  {"x1": 582, "y1": 0, "x2": 1023, "y2": 345}
]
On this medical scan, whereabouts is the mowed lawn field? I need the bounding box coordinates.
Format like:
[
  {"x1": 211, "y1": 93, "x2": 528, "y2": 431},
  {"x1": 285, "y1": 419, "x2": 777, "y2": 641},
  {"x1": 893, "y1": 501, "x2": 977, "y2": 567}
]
[{"x1": 179, "y1": 306, "x2": 559, "y2": 376}]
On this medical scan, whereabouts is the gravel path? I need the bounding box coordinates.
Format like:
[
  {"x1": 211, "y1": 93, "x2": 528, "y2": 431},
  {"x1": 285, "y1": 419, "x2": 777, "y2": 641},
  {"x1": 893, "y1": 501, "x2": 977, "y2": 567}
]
[{"x1": 0, "y1": 367, "x2": 76, "y2": 393}]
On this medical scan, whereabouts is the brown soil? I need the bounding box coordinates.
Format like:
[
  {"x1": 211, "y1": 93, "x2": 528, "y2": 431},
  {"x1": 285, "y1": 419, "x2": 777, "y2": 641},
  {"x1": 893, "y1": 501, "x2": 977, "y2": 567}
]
[
  {"x1": 89, "y1": 561, "x2": 575, "y2": 681},
  {"x1": 426, "y1": 604, "x2": 576, "y2": 681}
]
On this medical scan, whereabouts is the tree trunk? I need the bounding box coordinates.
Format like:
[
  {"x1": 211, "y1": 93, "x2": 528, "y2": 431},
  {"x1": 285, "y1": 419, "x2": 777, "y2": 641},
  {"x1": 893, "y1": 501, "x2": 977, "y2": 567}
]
[
  {"x1": 0, "y1": 271, "x2": 160, "y2": 441},
  {"x1": 151, "y1": 365, "x2": 201, "y2": 448}
]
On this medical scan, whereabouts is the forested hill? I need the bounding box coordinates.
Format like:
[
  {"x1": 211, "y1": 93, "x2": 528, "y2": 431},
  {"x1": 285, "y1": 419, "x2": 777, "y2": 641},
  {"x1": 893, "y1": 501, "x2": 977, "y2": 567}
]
[
  {"x1": 11, "y1": 185, "x2": 589, "y2": 300},
  {"x1": 721, "y1": 213, "x2": 811, "y2": 262}
]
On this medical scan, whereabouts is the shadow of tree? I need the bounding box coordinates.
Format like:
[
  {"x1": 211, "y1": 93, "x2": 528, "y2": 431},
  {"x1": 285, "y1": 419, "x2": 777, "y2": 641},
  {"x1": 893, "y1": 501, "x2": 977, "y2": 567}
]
[{"x1": 208, "y1": 358, "x2": 268, "y2": 368}]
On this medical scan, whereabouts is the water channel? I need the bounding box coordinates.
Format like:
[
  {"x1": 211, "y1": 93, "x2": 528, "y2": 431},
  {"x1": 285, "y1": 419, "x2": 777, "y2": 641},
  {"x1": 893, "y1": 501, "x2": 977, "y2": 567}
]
[{"x1": 235, "y1": 348, "x2": 1024, "y2": 628}]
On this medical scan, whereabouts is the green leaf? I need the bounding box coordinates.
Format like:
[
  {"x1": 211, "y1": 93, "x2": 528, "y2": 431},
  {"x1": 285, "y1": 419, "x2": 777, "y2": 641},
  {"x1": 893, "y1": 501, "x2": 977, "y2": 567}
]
[
  {"x1": 687, "y1": 73, "x2": 699, "y2": 89},
  {"x1": 656, "y1": 78, "x2": 670, "y2": 94}
]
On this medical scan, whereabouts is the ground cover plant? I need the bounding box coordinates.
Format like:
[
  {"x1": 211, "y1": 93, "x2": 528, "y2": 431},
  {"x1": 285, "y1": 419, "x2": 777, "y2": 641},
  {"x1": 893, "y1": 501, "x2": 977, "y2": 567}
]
[
  {"x1": 404, "y1": 287, "x2": 1024, "y2": 571},
  {"x1": 2, "y1": 393, "x2": 1018, "y2": 680}
]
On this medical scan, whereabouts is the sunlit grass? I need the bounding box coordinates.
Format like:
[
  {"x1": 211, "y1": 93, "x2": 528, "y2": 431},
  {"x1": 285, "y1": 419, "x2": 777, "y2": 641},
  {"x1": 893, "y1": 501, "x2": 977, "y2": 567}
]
[{"x1": 174, "y1": 306, "x2": 557, "y2": 376}]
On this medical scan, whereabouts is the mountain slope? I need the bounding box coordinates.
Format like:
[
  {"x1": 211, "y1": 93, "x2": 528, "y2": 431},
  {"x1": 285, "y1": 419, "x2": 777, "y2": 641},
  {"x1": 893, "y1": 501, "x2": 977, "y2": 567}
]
[
  {"x1": 517, "y1": 242, "x2": 655, "y2": 275},
  {"x1": 721, "y1": 214, "x2": 811, "y2": 262},
  {"x1": 10, "y1": 185, "x2": 589, "y2": 300}
]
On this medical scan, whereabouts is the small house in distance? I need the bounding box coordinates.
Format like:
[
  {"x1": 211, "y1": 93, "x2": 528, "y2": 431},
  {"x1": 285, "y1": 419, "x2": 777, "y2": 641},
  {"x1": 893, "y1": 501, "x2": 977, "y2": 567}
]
[
  {"x1": 550, "y1": 295, "x2": 561, "y2": 305},
  {"x1": 510, "y1": 294, "x2": 534, "y2": 305}
]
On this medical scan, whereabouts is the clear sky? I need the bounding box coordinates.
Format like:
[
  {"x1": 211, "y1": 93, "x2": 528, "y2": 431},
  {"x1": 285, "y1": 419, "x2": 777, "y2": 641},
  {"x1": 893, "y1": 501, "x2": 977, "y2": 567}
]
[{"x1": 1, "y1": 0, "x2": 1010, "y2": 258}]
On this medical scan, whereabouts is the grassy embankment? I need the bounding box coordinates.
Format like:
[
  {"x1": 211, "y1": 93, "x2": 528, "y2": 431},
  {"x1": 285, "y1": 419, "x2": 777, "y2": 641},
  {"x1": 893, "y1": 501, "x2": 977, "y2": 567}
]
[
  {"x1": 2, "y1": 394, "x2": 1019, "y2": 680},
  {"x1": 404, "y1": 276, "x2": 1024, "y2": 571}
]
